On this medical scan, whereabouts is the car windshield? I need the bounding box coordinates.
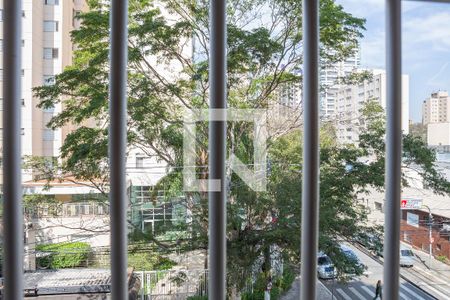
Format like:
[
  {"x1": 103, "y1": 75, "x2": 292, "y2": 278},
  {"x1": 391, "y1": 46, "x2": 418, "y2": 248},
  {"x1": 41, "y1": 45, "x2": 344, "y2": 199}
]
[
  {"x1": 318, "y1": 256, "x2": 332, "y2": 265},
  {"x1": 401, "y1": 250, "x2": 413, "y2": 257}
]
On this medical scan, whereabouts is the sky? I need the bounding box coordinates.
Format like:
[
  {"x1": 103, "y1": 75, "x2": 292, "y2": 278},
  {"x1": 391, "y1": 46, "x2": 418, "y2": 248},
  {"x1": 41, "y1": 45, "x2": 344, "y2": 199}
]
[{"x1": 336, "y1": 0, "x2": 450, "y2": 122}]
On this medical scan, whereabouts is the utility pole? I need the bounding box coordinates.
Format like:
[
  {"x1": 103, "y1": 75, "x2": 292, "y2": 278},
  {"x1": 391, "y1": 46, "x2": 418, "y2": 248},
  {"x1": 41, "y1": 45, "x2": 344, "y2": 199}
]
[{"x1": 422, "y1": 205, "x2": 433, "y2": 267}]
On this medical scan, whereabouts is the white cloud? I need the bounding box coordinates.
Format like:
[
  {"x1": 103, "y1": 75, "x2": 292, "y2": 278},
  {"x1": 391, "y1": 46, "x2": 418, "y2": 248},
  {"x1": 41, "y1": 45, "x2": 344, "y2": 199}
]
[
  {"x1": 403, "y1": 12, "x2": 450, "y2": 52},
  {"x1": 336, "y1": 0, "x2": 384, "y2": 17},
  {"x1": 361, "y1": 30, "x2": 385, "y2": 68}
]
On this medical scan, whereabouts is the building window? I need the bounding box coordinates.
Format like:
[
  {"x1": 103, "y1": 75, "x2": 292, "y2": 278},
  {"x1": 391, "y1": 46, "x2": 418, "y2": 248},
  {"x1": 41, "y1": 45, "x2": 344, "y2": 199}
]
[
  {"x1": 45, "y1": 0, "x2": 59, "y2": 5},
  {"x1": 136, "y1": 156, "x2": 144, "y2": 168},
  {"x1": 21, "y1": 128, "x2": 25, "y2": 136},
  {"x1": 43, "y1": 21, "x2": 59, "y2": 32},
  {"x1": 43, "y1": 75, "x2": 55, "y2": 86},
  {"x1": 0, "y1": 9, "x2": 3, "y2": 22},
  {"x1": 43, "y1": 48, "x2": 59, "y2": 59},
  {"x1": 21, "y1": 99, "x2": 25, "y2": 106},
  {"x1": 43, "y1": 129, "x2": 55, "y2": 141}
]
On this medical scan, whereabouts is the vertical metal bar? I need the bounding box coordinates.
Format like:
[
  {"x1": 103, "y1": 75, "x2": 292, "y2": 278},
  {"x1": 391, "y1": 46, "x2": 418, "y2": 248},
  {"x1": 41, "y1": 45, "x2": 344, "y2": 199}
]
[
  {"x1": 208, "y1": 0, "x2": 227, "y2": 298},
  {"x1": 384, "y1": 0, "x2": 402, "y2": 299},
  {"x1": 109, "y1": 0, "x2": 128, "y2": 299},
  {"x1": 300, "y1": 0, "x2": 320, "y2": 299},
  {"x1": 3, "y1": 0, "x2": 23, "y2": 299}
]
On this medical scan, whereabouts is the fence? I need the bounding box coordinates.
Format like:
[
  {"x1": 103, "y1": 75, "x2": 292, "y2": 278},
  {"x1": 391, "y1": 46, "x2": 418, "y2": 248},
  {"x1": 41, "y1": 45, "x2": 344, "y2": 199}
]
[{"x1": 135, "y1": 269, "x2": 208, "y2": 299}]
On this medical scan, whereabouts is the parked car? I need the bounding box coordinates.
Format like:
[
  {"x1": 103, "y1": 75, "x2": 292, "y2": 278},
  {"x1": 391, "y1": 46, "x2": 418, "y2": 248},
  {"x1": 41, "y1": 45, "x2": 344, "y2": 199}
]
[
  {"x1": 353, "y1": 231, "x2": 383, "y2": 255},
  {"x1": 399, "y1": 246, "x2": 415, "y2": 267},
  {"x1": 372, "y1": 243, "x2": 415, "y2": 267},
  {"x1": 317, "y1": 252, "x2": 337, "y2": 279},
  {"x1": 340, "y1": 244, "x2": 365, "y2": 275}
]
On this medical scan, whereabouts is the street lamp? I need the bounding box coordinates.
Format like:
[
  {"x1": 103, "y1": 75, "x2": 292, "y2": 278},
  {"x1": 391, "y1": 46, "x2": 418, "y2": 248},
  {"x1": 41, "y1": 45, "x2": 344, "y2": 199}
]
[{"x1": 422, "y1": 205, "x2": 433, "y2": 267}]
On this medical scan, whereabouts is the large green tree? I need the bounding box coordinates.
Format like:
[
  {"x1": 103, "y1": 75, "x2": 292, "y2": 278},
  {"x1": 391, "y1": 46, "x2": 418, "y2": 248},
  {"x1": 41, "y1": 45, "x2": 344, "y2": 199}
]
[
  {"x1": 31, "y1": 0, "x2": 450, "y2": 293},
  {"x1": 34, "y1": 0, "x2": 450, "y2": 293}
]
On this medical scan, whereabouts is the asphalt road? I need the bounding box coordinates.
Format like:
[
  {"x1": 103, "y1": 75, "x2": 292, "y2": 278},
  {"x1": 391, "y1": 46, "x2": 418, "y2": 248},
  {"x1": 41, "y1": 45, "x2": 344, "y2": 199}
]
[{"x1": 320, "y1": 243, "x2": 436, "y2": 300}]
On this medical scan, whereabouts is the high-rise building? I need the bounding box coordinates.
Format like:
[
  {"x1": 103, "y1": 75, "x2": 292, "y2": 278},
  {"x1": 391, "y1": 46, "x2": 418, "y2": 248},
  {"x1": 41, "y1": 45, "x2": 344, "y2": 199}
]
[
  {"x1": 422, "y1": 91, "x2": 450, "y2": 148},
  {"x1": 333, "y1": 69, "x2": 410, "y2": 144},
  {"x1": 0, "y1": 0, "x2": 87, "y2": 181},
  {"x1": 277, "y1": 74, "x2": 302, "y2": 110},
  {"x1": 320, "y1": 47, "x2": 361, "y2": 117},
  {"x1": 422, "y1": 91, "x2": 450, "y2": 125}
]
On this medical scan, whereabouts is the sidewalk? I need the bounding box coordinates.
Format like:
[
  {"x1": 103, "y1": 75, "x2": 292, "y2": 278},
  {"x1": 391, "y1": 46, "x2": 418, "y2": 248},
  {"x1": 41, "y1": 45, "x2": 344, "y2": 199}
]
[
  {"x1": 407, "y1": 242, "x2": 450, "y2": 276},
  {"x1": 280, "y1": 276, "x2": 333, "y2": 300}
]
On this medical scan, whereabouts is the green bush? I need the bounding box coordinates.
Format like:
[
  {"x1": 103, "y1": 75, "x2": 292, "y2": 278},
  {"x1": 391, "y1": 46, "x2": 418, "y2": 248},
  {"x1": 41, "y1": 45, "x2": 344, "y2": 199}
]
[
  {"x1": 128, "y1": 252, "x2": 176, "y2": 271},
  {"x1": 279, "y1": 267, "x2": 295, "y2": 291},
  {"x1": 437, "y1": 255, "x2": 448, "y2": 263},
  {"x1": 241, "y1": 266, "x2": 296, "y2": 300},
  {"x1": 154, "y1": 256, "x2": 177, "y2": 270},
  {"x1": 36, "y1": 242, "x2": 91, "y2": 269},
  {"x1": 186, "y1": 296, "x2": 208, "y2": 300}
]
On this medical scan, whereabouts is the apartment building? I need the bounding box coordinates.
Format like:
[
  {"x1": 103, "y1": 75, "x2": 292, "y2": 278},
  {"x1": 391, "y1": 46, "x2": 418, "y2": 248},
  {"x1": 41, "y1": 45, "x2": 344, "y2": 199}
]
[
  {"x1": 422, "y1": 91, "x2": 450, "y2": 147},
  {"x1": 0, "y1": 0, "x2": 87, "y2": 182},
  {"x1": 422, "y1": 91, "x2": 450, "y2": 126},
  {"x1": 320, "y1": 47, "x2": 361, "y2": 118},
  {"x1": 333, "y1": 69, "x2": 410, "y2": 144},
  {"x1": 276, "y1": 48, "x2": 360, "y2": 117}
]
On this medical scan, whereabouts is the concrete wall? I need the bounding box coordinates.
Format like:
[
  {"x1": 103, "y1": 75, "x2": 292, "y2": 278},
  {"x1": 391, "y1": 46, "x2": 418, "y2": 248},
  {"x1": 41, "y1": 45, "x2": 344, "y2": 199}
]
[{"x1": 427, "y1": 122, "x2": 450, "y2": 146}]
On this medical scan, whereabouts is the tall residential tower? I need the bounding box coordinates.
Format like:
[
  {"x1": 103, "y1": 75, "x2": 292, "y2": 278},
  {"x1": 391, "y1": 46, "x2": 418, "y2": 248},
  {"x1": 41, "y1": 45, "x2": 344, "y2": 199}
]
[{"x1": 0, "y1": 0, "x2": 87, "y2": 181}]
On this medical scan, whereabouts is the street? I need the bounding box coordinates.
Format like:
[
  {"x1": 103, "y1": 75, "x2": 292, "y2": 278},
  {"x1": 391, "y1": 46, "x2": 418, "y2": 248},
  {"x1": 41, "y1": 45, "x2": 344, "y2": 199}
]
[{"x1": 320, "y1": 243, "x2": 437, "y2": 300}]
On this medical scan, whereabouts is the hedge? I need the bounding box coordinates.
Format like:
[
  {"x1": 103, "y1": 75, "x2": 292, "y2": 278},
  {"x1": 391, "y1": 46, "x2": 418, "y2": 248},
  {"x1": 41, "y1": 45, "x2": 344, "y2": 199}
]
[{"x1": 36, "y1": 241, "x2": 91, "y2": 269}]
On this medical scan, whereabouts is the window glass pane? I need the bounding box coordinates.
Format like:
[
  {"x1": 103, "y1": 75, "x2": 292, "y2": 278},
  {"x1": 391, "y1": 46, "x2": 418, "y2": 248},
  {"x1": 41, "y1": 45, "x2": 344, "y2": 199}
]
[
  {"x1": 43, "y1": 48, "x2": 59, "y2": 59},
  {"x1": 43, "y1": 21, "x2": 58, "y2": 32},
  {"x1": 45, "y1": 0, "x2": 59, "y2": 5}
]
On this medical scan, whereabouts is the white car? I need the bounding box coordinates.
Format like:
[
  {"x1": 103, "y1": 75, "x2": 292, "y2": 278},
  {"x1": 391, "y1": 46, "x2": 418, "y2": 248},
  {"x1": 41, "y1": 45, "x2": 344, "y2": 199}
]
[
  {"x1": 400, "y1": 246, "x2": 415, "y2": 267},
  {"x1": 317, "y1": 253, "x2": 337, "y2": 279}
]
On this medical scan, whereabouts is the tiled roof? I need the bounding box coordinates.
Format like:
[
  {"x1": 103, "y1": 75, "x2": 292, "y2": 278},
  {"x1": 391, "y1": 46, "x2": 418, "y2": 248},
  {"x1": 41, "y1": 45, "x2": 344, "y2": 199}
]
[{"x1": 23, "y1": 269, "x2": 111, "y2": 295}]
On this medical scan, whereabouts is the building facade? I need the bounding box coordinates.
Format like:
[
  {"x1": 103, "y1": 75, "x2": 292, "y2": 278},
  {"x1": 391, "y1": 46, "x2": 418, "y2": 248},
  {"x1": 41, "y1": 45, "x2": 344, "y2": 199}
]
[
  {"x1": 0, "y1": 0, "x2": 87, "y2": 182},
  {"x1": 320, "y1": 47, "x2": 361, "y2": 118},
  {"x1": 333, "y1": 69, "x2": 410, "y2": 144},
  {"x1": 422, "y1": 91, "x2": 450, "y2": 148},
  {"x1": 422, "y1": 91, "x2": 450, "y2": 126}
]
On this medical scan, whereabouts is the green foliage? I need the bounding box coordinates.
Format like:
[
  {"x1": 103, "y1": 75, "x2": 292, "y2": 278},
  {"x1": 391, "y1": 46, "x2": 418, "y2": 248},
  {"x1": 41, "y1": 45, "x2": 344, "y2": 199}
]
[
  {"x1": 409, "y1": 122, "x2": 427, "y2": 142},
  {"x1": 186, "y1": 296, "x2": 208, "y2": 300},
  {"x1": 437, "y1": 255, "x2": 448, "y2": 263},
  {"x1": 241, "y1": 266, "x2": 295, "y2": 300},
  {"x1": 29, "y1": 0, "x2": 450, "y2": 293},
  {"x1": 23, "y1": 194, "x2": 60, "y2": 217},
  {"x1": 36, "y1": 242, "x2": 91, "y2": 269},
  {"x1": 127, "y1": 251, "x2": 176, "y2": 271},
  {"x1": 154, "y1": 256, "x2": 177, "y2": 270},
  {"x1": 279, "y1": 267, "x2": 295, "y2": 291}
]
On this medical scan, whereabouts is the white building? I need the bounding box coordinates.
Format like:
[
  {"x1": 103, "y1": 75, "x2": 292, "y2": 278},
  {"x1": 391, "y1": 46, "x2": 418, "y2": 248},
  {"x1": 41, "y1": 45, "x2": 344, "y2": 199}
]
[
  {"x1": 427, "y1": 122, "x2": 450, "y2": 147},
  {"x1": 0, "y1": 0, "x2": 87, "y2": 182},
  {"x1": 320, "y1": 48, "x2": 361, "y2": 117},
  {"x1": 422, "y1": 91, "x2": 450, "y2": 148},
  {"x1": 333, "y1": 69, "x2": 409, "y2": 144},
  {"x1": 277, "y1": 77, "x2": 302, "y2": 109}
]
